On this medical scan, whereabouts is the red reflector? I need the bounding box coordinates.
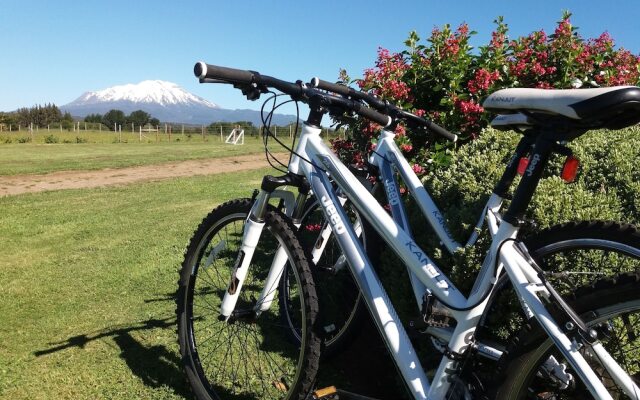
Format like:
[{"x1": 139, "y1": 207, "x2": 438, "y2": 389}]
[
  {"x1": 517, "y1": 157, "x2": 529, "y2": 176},
  {"x1": 561, "y1": 155, "x2": 580, "y2": 183}
]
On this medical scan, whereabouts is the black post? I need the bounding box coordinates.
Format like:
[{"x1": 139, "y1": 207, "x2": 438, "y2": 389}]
[{"x1": 502, "y1": 133, "x2": 557, "y2": 226}]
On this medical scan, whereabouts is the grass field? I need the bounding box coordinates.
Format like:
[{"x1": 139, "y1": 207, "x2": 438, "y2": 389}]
[
  {"x1": 0, "y1": 129, "x2": 278, "y2": 145},
  {"x1": 0, "y1": 129, "x2": 344, "y2": 176},
  {"x1": 0, "y1": 133, "x2": 295, "y2": 176},
  {"x1": 0, "y1": 129, "x2": 397, "y2": 399},
  {"x1": 0, "y1": 168, "x2": 271, "y2": 399}
]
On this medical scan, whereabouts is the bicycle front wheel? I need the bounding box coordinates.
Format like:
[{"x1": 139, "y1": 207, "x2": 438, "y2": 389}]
[{"x1": 176, "y1": 199, "x2": 321, "y2": 400}]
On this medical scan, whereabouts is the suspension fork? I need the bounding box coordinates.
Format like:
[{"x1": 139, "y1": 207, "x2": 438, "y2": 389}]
[
  {"x1": 217, "y1": 172, "x2": 309, "y2": 320},
  {"x1": 255, "y1": 186, "x2": 309, "y2": 314}
]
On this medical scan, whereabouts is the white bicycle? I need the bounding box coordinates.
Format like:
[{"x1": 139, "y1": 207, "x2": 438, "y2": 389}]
[{"x1": 176, "y1": 62, "x2": 640, "y2": 400}]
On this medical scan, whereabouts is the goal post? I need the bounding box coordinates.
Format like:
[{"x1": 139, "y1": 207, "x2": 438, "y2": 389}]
[{"x1": 225, "y1": 128, "x2": 245, "y2": 145}]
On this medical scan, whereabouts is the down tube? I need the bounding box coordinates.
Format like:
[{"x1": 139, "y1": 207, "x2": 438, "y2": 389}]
[{"x1": 306, "y1": 164, "x2": 431, "y2": 399}]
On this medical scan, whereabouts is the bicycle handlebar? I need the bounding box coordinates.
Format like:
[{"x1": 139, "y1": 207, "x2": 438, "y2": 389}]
[
  {"x1": 310, "y1": 77, "x2": 458, "y2": 142},
  {"x1": 194, "y1": 61, "x2": 391, "y2": 127},
  {"x1": 195, "y1": 62, "x2": 254, "y2": 84}
]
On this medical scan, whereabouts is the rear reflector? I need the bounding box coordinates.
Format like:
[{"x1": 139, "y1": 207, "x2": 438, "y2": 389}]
[
  {"x1": 517, "y1": 157, "x2": 529, "y2": 176},
  {"x1": 561, "y1": 155, "x2": 580, "y2": 183}
]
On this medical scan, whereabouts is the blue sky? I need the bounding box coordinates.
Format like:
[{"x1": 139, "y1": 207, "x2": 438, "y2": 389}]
[{"x1": 1, "y1": 0, "x2": 639, "y2": 113}]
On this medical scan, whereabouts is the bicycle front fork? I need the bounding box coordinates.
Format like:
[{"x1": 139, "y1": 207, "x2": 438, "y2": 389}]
[{"x1": 218, "y1": 174, "x2": 310, "y2": 321}]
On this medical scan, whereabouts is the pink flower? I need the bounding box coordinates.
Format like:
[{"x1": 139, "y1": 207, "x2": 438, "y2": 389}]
[
  {"x1": 412, "y1": 163, "x2": 424, "y2": 175},
  {"x1": 467, "y1": 68, "x2": 500, "y2": 94},
  {"x1": 400, "y1": 143, "x2": 413, "y2": 153},
  {"x1": 305, "y1": 223, "x2": 322, "y2": 232}
]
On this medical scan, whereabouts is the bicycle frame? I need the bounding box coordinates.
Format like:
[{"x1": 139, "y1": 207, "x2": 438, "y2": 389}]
[
  {"x1": 222, "y1": 121, "x2": 640, "y2": 399},
  {"x1": 291, "y1": 123, "x2": 638, "y2": 399},
  {"x1": 369, "y1": 128, "x2": 505, "y2": 310}
]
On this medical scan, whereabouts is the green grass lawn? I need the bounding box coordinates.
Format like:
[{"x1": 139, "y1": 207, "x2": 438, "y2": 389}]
[
  {"x1": 0, "y1": 137, "x2": 290, "y2": 176},
  {"x1": 0, "y1": 169, "x2": 269, "y2": 399}
]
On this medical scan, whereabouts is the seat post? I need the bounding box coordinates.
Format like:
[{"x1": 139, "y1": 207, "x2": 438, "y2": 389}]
[{"x1": 502, "y1": 132, "x2": 557, "y2": 226}]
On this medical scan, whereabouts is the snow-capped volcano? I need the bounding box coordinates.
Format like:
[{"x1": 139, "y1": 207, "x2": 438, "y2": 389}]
[
  {"x1": 72, "y1": 80, "x2": 218, "y2": 108},
  {"x1": 62, "y1": 80, "x2": 297, "y2": 125}
]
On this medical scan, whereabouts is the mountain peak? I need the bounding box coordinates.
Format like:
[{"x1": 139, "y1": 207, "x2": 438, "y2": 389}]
[
  {"x1": 61, "y1": 80, "x2": 298, "y2": 125},
  {"x1": 70, "y1": 80, "x2": 218, "y2": 108}
]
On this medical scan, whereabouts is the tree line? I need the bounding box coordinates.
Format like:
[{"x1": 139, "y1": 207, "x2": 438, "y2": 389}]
[
  {"x1": 0, "y1": 104, "x2": 160, "y2": 131},
  {"x1": 85, "y1": 110, "x2": 160, "y2": 131},
  {"x1": 0, "y1": 104, "x2": 74, "y2": 129}
]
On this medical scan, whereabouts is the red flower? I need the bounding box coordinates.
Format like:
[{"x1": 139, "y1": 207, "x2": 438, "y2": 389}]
[
  {"x1": 400, "y1": 143, "x2": 413, "y2": 153},
  {"x1": 304, "y1": 223, "x2": 322, "y2": 232}
]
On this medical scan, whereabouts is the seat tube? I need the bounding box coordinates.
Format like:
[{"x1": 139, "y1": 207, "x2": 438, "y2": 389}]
[{"x1": 502, "y1": 134, "x2": 555, "y2": 227}]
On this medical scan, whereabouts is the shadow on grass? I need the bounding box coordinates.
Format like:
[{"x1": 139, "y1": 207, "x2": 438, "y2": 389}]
[
  {"x1": 34, "y1": 316, "x2": 191, "y2": 398},
  {"x1": 143, "y1": 292, "x2": 176, "y2": 303}
]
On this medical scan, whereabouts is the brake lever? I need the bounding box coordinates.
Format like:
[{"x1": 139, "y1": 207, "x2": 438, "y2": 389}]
[
  {"x1": 233, "y1": 83, "x2": 262, "y2": 101},
  {"x1": 199, "y1": 78, "x2": 231, "y2": 84}
]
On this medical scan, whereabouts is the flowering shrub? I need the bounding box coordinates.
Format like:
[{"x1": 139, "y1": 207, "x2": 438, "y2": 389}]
[{"x1": 334, "y1": 12, "x2": 640, "y2": 173}]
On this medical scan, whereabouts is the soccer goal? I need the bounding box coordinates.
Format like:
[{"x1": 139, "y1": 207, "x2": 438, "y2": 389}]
[{"x1": 225, "y1": 128, "x2": 245, "y2": 145}]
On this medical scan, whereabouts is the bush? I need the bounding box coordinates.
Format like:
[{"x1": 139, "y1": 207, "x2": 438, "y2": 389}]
[
  {"x1": 17, "y1": 137, "x2": 31, "y2": 143},
  {"x1": 44, "y1": 135, "x2": 59, "y2": 144},
  {"x1": 76, "y1": 136, "x2": 88, "y2": 143},
  {"x1": 336, "y1": 11, "x2": 640, "y2": 171}
]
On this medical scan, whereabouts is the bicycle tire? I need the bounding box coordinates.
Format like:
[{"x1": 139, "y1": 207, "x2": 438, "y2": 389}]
[
  {"x1": 481, "y1": 221, "x2": 640, "y2": 340},
  {"x1": 495, "y1": 271, "x2": 640, "y2": 399},
  {"x1": 282, "y1": 197, "x2": 367, "y2": 357},
  {"x1": 493, "y1": 221, "x2": 640, "y2": 399},
  {"x1": 176, "y1": 199, "x2": 321, "y2": 400}
]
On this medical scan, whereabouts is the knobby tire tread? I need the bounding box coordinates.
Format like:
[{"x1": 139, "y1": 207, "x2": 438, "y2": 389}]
[{"x1": 176, "y1": 198, "x2": 321, "y2": 400}]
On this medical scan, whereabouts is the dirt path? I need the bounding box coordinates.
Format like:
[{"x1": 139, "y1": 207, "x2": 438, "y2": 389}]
[{"x1": 0, "y1": 152, "x2": 288, "y2": 197}]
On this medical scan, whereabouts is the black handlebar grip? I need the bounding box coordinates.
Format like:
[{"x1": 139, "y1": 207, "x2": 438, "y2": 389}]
[
  {"x1": 425, "y1": 120, "x2": 458, "y2": 142},
  {"x1": 194, "y1": 61, "x2": 255, "y2": 84},
  {"x1": 395, "y1": 110, "x2": 457, "y2": 142},
  {"x1": 311, "y1": 77, "x2": 387, "y2": 110},
  {"x1": 310, "y1": 78, "x2": 351, "y2": 96},
  {"x1": 353, "y1": 103, "x2": 392, "y2": 127}
]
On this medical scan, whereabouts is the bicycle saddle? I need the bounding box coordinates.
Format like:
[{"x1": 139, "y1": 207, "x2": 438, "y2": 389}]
[{"x1": 483, "y1": 86, "x2": 640, "y2": 129}]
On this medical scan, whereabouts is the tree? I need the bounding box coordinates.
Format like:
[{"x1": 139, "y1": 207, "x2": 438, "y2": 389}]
[
  {"x1": 102, "y1": 109, "x2": 126, "y2": 131},
  {"x1": 149, "y1": 117, "x2": 160, "y2": 126},
  {"x1": 127, "y1": 110, "x2": 151, "y2": 129},
  {"x1": 84, "y1": 113, "x2": 103, "y2": 123},
  {"x1": 61, "y1": 111, "x2": 74, "y2": 130}
]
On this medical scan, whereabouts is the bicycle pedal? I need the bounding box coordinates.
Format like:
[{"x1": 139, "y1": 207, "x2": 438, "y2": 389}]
[
  {"x1": 311, "y1": 386, "x2": 384, "y2": 400},
  {"x1": 311, "y1": 386, "x2": 339, "y2": 400}
]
